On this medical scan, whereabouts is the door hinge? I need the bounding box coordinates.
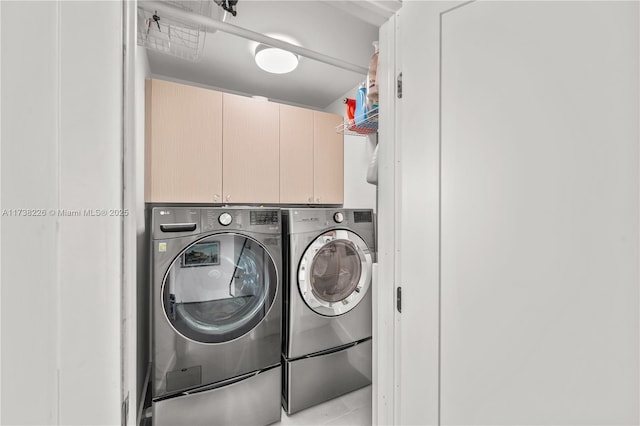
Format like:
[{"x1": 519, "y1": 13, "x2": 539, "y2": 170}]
[
  {"x1": 396, "y1": 286, "x2": 402, "y2": 313},
  {"x1": 397, "y1": 72, "x2": 402, "y2": 99}
]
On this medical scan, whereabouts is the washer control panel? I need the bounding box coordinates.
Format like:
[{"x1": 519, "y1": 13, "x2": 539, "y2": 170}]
[
  {"x1": 250, "y1": 210, "x2": 279, "y2": 225},
  {"x1": 333, "y1": 212, "x2": 344, "y2": 223},
  {"x1": 218, "y1": 212, "x2": 233, "y2": 226},
  {"x1": 353, "y1": 210, "x2": 373, "y2": 223}
]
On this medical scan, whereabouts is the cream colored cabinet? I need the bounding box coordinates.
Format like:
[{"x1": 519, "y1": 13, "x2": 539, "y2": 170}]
[
  {"x1": 146, "y1": 79, "x2": 343, "y2": 204},
  {"x1": 279, "y1": 107, "x2": 344, "y2": 205},
  {"x1": 222, "y1": 93, "x2": 280, "y2": 204},
  {"x1": 313, "y1": 111, "x2": 344, "y2": 205},
  {"x1": 280, "y1": 105, "x2": 314, "y2": 203},
  {"x1": 145, "y1": 79, "x2": 223, "y2": 203}
]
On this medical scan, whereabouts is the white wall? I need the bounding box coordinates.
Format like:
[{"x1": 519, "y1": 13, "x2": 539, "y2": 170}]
[
  {"x1": 325, "y1": 88, "x2": 377, "y2": 211},
  {"x1": 1, "y1": 1, "x2": 123, "y2": 424},
  {"x1": 1, "y1": 2, "x2": 59, "y2": 423}
]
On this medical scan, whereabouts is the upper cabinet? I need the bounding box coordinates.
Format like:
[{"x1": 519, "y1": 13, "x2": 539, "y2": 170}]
[
  {"x1": 280, "y1": 107, "x2": 345, "y2": 205},
  {"x1": 223, "y1": 93, "x2": 280, "y2": 204},
  {"x1": 145, "y1": 79, "x2": 223, "y2": 203},
  {"x1": 280, "y1": 105, "x2": 344, "y2": 204},
  {"x1": 280, "y1": 105, "x2": 314, "y2": 204},
  {"x1": 313, "y1": 111, "x2": 344, "y2": 205},
  {"x1": 145, "y1": 79, "x2": 344, "y2": 205}
]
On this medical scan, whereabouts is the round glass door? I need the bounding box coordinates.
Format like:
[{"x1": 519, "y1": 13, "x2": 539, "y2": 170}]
[
  {"x1": 298, "y1": 230, "x2": 373, "y2": 316},
  {"x1": 162, "y1": 233, "x2": 277, "y2": 344}
]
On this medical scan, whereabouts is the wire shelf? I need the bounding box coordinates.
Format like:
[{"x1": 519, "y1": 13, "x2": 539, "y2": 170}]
[
  {"x1": 137, "y1": 1, "x2": 216, "y2": 62},
  {"x1": 336, "y1": 108, "x2": 379, "y2": 136}
]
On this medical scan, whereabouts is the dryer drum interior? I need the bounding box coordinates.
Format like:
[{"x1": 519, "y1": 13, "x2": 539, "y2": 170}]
[
  {"x1": 162, "y1": 233, "x2": 278, "y2": 344},
  {"x1": 309, "y1": 239, "x2": 362, "y2": 303},
  {"x1": 298, "y1": 229, "x2": 372, "y2": 317}
]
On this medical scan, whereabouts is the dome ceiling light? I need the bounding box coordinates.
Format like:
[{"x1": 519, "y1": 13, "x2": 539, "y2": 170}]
[{"x1": 254, "y1": 44, "x2": 299, "y2": 74}]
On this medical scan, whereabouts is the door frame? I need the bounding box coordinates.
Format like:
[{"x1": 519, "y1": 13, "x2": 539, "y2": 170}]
[
  {"x1": 374, "y1": 12, "x2": 399, "y2": 426},
  {"x1": 122, "y1": 0, "x2": 137, "y2": 424},
  {"x1": 376, "y1": 2, "x2": 471, "y2": 425}
]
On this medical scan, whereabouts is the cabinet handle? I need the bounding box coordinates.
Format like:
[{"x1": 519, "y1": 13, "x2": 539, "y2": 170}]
[
  {"x1": 226, "y1": 195, "x2": 231, "y2": 202},
  {"x1": 308, "y1": 197, "x2": 313, "y2": 203},
  {"x1": 316, "y1": 197, "x2": 321, "y2": 203},
  {"x1": 214, "y1": 194, "x2": 220, "y2": 202}
]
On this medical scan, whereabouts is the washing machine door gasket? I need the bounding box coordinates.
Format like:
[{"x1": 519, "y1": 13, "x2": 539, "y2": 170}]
[{"x1": 298, "y1": 229, "x2": 372, "y2": 316}]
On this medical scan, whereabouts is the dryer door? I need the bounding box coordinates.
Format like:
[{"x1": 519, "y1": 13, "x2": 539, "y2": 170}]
[
  {"x1": 298, "y1": 229, "x2": 373, "y2": 316},
  {"x1": 162, "y1": 233, "x2": 277, "y2": 344}
]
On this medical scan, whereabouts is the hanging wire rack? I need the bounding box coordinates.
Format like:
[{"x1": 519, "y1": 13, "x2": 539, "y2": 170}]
[
  {"x1": 336, "y1": 107, "x2": 379, "y2": 136},
  {"x1": 137, "y1": 1, "x2": 220, "y2": 62}
]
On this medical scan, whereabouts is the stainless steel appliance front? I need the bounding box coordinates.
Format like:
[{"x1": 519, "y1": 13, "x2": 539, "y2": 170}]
[
  {"x1": 283, "y1": 209, "x2": 375, "y2": 359},
  {"x1": 154, "y1": 365, "x2": 281, "y2": 426},
  {"x1": 283, "y1": 340, "x2": 372, "y2": 415},
  {"x1": 151, "y1": 207, "x2": 282, "y2": 425},
  {"x1": 282, "y1": 208, "x2": 375, "y2": 413}
]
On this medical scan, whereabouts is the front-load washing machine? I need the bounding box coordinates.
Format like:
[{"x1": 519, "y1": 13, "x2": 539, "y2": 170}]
[
  {"x1": 282, "y1": 208, "x2": 375, "y2": 414},
  {"x1": 150, "y1": 207, "x2": 282, "y2": 426}
]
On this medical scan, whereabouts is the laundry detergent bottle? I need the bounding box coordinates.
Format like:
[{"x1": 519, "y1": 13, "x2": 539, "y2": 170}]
[
  {"x1": 355, "y1": 83, "x2": 367, "y2": 126},
  {"x1": 343, "y1": 97, "x2": 356, "y2": 125},
  {"x1": 366, "y1": 41, "x2": 379, "y2": 113}
]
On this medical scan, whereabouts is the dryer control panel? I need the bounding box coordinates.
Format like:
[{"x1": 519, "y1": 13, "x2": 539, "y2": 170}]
[
  {"x1": 251, "y1": 210, "x2": 279, "y2": 225},
  {"x1": 152, "y1": 207, "x2": 281, "y2": 238},
  {"x1": 200, "y1": 208, "x2": 281, "y2": 233}
]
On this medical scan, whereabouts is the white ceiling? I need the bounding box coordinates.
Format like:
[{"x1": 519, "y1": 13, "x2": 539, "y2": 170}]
[{"x1": 143, "y1": 1, "x2": 398, "y2": 109}]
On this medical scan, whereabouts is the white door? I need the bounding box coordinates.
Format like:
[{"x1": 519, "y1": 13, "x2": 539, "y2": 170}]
[{"x1": 397, "y1": 1, "x2": 639, "y2": 425}]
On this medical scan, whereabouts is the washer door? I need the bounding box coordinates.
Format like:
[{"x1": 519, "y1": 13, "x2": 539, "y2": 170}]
[
  {"x1": 162, "y1": 233, "x2": 277, "y2": 344},
  {"x1": 298, "y1": 230, "x2": 373, "y2": 316}
]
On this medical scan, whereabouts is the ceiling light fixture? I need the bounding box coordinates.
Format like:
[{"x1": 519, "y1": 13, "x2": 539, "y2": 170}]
[{"x1": 254, "y1": 44, "x2": 299, "y2": 74}]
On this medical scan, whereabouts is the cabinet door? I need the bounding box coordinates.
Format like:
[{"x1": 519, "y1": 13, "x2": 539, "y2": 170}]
[
  {"x1": 280, "y1": 105, "x2": 314, "y2": 204},
  {"x1": 313, "y1": 111, "x2": 344, "y2": 204},
  {"x1": 145, "y1": 79, "x2": 223, "y2": 203},
  {"x1": 222, "y1": 94, "x2": 280, "y2": 204}
]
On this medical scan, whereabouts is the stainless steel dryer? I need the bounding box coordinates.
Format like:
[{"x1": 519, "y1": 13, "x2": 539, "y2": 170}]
[
  {"x1": 282, "y1": 208, "x2": 375, "y2": 414},
  {"x1": 150, "y1": 207, "x2": 282, "y2": 426}
]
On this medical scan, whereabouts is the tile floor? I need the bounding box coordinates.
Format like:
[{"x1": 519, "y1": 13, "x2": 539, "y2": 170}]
[{"x1": 272, "y1": 385, "x2": 372, "y2": 426}]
